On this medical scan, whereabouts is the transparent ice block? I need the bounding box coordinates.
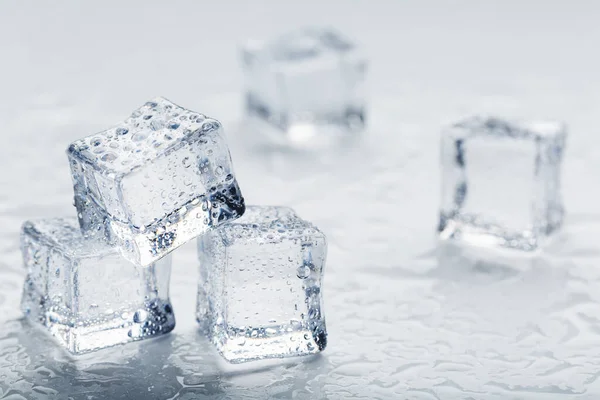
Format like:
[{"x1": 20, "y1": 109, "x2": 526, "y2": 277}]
[
  {"x1": 20, "y1": 218, "x2": 175, "y2": 354},
  {"x1": 197, "y1": 206, "x2": 327, "y2": 363},
  {"x1": 242, "y1": 27, "x2": 367, "y2": 147},
  {"x1": 439, "y1": 116, "x2": 566, "y2": 251},
  {"x1": 67, "y1": 97, "x2": 245, "y2": 266}
]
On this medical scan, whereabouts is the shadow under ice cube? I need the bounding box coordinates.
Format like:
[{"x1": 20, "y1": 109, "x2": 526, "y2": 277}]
[
  {"x1": 20, "y1": 218, "x2": 175, "y2": 354},
  {"x1": 68, "y1": 97, "x2": 245, "y2": 266},
  {"x1": 197, "y1": 206, "x2": 327, "y2": 363},
  {"x1": 438, "y1": 116, "x2": 566, "y2": 251},
  {"x1": 242, "y1": 27, "x2": 367, "y2": 148}
]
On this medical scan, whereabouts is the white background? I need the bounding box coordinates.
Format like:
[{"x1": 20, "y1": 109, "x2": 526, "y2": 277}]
[{"x1": 1, "y1": 1, "x2": 600, "y2": 399}]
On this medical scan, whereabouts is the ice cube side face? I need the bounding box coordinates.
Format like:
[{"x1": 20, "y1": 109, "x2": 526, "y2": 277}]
[
  {"x1": 438, "y1": 117, "x2": 566, "y2": 251},
  {"x1": 20, "y1": 218, "x2": 175, "y2": 354},
  {"x1": 68, "y1": 98, "x2": 245, "y2": 266},
  {"x1": 197, "y1": 206, "x2": 327, "y2": 363},
  {"x1": 242, "y1": 27, "x2": 367, "y2": 140}
]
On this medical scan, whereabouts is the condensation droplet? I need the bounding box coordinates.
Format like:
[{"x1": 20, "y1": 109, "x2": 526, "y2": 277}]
[
  {"x1": 132, "y1": 132, "x2": 149, "y2": 142},
  {"x1": 296, "y1": 265, "x2": 311, "y2": 279},
  {"x1": 101, "y1": 152, "x2": 118, "y2": 162},
  {"x1": 133, "y1": 310, "x2": 148, "y2": 323}
]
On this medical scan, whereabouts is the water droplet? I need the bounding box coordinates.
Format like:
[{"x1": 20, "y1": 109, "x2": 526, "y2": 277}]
[
  {"x1": 133, "y1": 310, "x2": 148, "y2": 323},
  {"x1": 215, "y1": 166, "x2": 224, "y2": 175},
  {"x1": 116, "y1": 127, "x2": 129, "y2": 135},
  {"x1": 296, "y1": 265, "x2": 311, "y2": 279},
  {"x1": 168, "y1": 122, "x2": 180, "y2": 130},
  {"x1": 265, "y1": 327, "x2": 277, "y2": 336},
  {"x1": 132, "y1": 132, "x2": 148, "y2": 142},
  {"x1": 101, "y1": 152, "x2": 118, "y2": 162},
  {"x1": 290, "y1": 319, "x2": 303, "y2": 330},
  {"x1": 307, "y1": 342, "x2": 315, "y2": 351},
  {"x1": 182, "y1": 157, "x2": 191, "y2": 168}
]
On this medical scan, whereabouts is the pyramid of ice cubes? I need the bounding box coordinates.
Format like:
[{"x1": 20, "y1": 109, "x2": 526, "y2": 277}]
[{"x1": 19, "y1": 97, "x2": 328, "y2": 362}]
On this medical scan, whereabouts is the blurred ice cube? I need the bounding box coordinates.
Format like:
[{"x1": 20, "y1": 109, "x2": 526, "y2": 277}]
[
  {"x1": 242, "y1": 27, "x2": 367, "y2": 149},
  {"x1": 439, "y1": 116, "x2": 566, "y2": 251}
]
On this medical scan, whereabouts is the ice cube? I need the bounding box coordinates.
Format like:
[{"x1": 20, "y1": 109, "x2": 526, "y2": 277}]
[
  {"x1": 242, "y1": 27, "x2": 367, "y2": 148},
  {"x1": 438, "y1": 116, "x2": 566, "y2": 251},
  {"x1": 197, "y1": 206, "x2": 327, "y2": 363},
  {"x1": 20, "y1": 217, "x2": 175, "y2": 354},
  {"x1": 68, "y1": 97, "x2": 245, "y2": 266}
]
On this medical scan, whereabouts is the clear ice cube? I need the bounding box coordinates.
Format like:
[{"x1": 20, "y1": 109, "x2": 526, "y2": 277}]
[
  {"x1": 20, "y1": 218, "x2": 175, "y2": 354},
  {"x1": 439, "y1": 116, "x2": 566, "y2": 251},
  {"x1": 242, "y1": 27, "x2": 367, "y2": 147},
  {"x1": 197, "y1": 206, "x2": 327, "y2": 363},
  {"x1": 67, "y1": 97, "x2": 245, "y2": 266}
]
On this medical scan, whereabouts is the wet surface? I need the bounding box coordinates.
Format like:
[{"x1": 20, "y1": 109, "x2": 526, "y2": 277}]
[{"x1": 2, "y1": 1, "x2": 600, "y2": 399}]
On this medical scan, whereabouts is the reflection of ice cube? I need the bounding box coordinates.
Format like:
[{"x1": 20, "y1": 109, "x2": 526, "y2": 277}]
[
  {"x1": 439, "y1": 116, "x2": 566, "y2": 251},
  {"x1": 68, "y1": 97, "x2": 245, "y2": 266},
  {"x1": 242, "y1": 27, "x2": 367, "y2": 148},
  {"x1": 197, "y1": 206, "x2": 327, "y2": 363},
  {"x1": 20, "y1": 218, "x2": 175, "y2": 354}
]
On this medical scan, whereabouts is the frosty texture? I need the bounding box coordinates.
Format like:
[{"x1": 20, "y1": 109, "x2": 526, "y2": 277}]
[
  {"x1": 242, "y1": 27, "x2": 366, "y2": 145},
  {"x1": 439, "y1": 116, "x2": 566, "y2": 251},
  {"x1": 197, "y1": 206, "x2": 327, "y2": 363},
  {"x1": 67, "y1": 97, "x2": 245, "y2": 266},
  {"x1": 20, "y1": 218, "x2": 175, "y2": 354}
]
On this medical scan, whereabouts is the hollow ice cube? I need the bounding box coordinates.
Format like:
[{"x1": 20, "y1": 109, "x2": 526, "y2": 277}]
[
  {"x1": 438, "y1": 116, "x2": 566, "y2": 251},
  {"x1": 68, "y1": 97, "x2": 245, "y2": 266},
  {"x1": 20, "y1": 218, "x2": 175, "y2": 354},
  {"x1": 197, "y1": 206, "x2": 327, "y2": 363},
  {"x1": 242, "y1": 27, "x2": 367, "y2": 148}
]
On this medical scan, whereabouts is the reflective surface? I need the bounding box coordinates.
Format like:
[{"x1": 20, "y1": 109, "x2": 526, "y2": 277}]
[{"x1": 2, "y1": 1, "x2": 600, "y2": 399}]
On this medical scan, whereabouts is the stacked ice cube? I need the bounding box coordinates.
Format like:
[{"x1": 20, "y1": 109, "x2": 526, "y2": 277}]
[{"x1": 20, "y1": 97, "x2": 328, "y2": 362}]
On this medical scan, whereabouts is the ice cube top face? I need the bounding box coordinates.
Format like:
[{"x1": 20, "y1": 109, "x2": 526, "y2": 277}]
[
  {"x1": 197, "y1": 206, "x2": 327, "y2": 363},
  {"x1": 439, "y1": 116, "x2": 566, "y2": 251},
  {"x1": 68, "y1": 97, "x2": 245, "y2": 267},
  {"x1": 242, "y1": 27, "x2": 366, "y2": 137},
  {"x1": 20, "y1": 218, "x2": 175, "y2": 354}
]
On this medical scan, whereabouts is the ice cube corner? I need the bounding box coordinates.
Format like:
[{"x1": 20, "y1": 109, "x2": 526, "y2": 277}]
[{"x1": 67, "y1": 97, "x2": 245, "y2": 266}]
